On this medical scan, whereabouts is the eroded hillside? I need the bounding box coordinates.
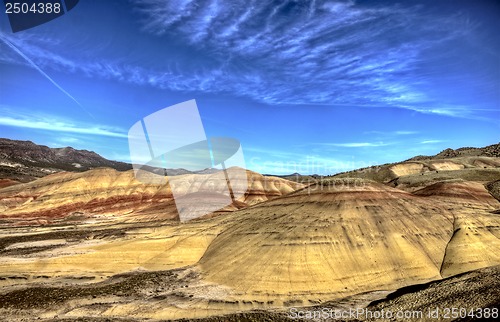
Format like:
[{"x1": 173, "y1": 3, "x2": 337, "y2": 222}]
[
  {"x1": 0, "y1": 172, "x2": 498, "y2": 320},
  {"x1": 0, "y1": 145, "x2": 499, "y2": 320},
  {"x1": 0, "y1": 168, "x2": 304, "y2": 226}
]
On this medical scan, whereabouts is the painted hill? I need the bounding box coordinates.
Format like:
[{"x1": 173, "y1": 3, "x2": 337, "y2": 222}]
[
  {"x1": 0, "y1": 143, "x2": 499, "y2": 320},
  {"x1": 0, "y1": 175, "x2": 497, "y2": 320},
  {"x1": 199, "y1": 178, "x2": 500, "y2": 301},
  {"x1": 334, "y1": 155, "x2": 500, "y2": 191},
  {"x1": 0, "y1": 167, "x2": 304, "y2": 226}
]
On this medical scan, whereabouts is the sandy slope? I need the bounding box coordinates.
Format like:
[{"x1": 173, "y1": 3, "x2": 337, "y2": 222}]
[
  {"x1": 0, "y1": 161, "x2": 499, "y2": 320},
  {"x1": 336, "y1": 156, "x2": 500, "y2": 184},
  {"x1": 199, "y1": 180, "x2": 499, "y2": 301},
  {"x1": 0, "y1": 176, "x2": 498, "y2": 320}
]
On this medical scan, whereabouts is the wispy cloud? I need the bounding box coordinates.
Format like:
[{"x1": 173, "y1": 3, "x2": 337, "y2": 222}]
[
  {"x1": 0, "y1": 1, "x2": 484, "y2": 118},
  {"x1": 0, "y1": 112, "x2": 126, "y2": 138},
  {"x1": 56, "y1": 137, "x2": 81, "y2": 144},
  {"x1": 420, "y1": 140, "x2": 444, "y2": 144},
  {"x1": 365, "y1": 130, "x2": 418, "y2": 136},
  {"x1": 130, "y1": 0, "x2": 472, "y2": 110},
  {"x1": 394, "y1": 131, "x2": 418, "y2": 136},
  {"x1": 324, "y1": 142, "x2": 390, "y2": 148}
]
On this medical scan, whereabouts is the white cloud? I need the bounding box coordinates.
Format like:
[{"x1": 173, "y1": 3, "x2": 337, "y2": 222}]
[
  {"x1": 0, "y1": 1, "x2": 479, "y2": 118},
  {"x1": 322, "y1": 142, "x2": 390, "y2": 148},
  {"x1": 394, "y1": 131, "x2": 418, "y2": 135},
  {"x1": 420, "y1": 140, "x2": 444, "y2": 144},
  {"x1": 129, "y1": 0, "x2": 470, "y2": 110},
  {"x1": 57, "y1": 137, "x2": 81, "y2": 143},
  {"x1": 0, "y1": 114, "x2": 127, "y2": 138}
]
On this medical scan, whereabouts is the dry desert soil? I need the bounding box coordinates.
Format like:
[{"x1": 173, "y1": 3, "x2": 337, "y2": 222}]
[{"x1": 0, "y1": 143, "x2": 499, "y2": 321}]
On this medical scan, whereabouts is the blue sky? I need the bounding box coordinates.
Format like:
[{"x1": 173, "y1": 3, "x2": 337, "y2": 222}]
[{"x1": 0, "y1": 0, "x2": 499, "y2": 175}]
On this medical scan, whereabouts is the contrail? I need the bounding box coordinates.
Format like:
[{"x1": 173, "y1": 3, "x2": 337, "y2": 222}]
[{"x1": 0, "y1": 35, "x2": 95, "y2": 119}]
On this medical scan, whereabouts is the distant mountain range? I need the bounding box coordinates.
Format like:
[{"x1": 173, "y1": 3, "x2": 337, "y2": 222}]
[
  {"x1": 1, "y1": 138, "x2": 499, "y2": 183},
  {"x1": 0, "y1": 138, "x2": 131, "y2": 182},
  {"x1": 0, "y1": 139, "x2": 498, "y2": 320},
  {"x1": 0, "y1": 138, "x2": 229, "y2": 182}
]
